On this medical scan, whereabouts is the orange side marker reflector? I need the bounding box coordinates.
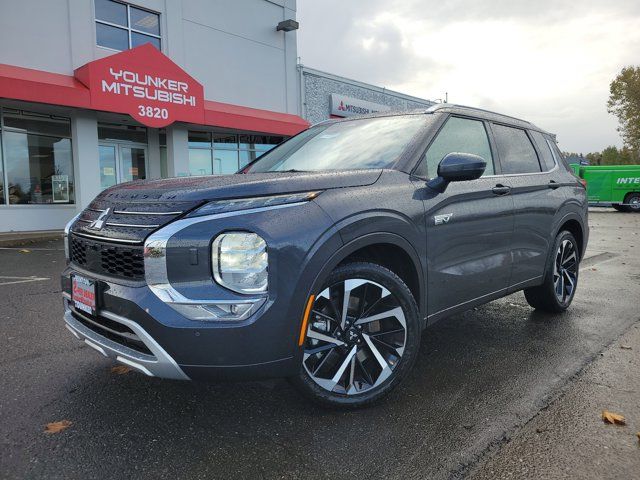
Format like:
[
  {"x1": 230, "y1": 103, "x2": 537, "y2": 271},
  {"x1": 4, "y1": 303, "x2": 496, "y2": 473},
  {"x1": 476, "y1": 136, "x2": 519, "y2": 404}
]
[{"x1": 298, "y1": 294, "x2": 315, "y2": 346}]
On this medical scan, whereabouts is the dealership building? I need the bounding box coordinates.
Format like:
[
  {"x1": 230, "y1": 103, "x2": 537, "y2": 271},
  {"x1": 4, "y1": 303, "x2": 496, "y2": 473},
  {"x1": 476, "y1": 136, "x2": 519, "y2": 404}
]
[{"x1": 0, "y1": 0, "x2": 434, "y2": 233}]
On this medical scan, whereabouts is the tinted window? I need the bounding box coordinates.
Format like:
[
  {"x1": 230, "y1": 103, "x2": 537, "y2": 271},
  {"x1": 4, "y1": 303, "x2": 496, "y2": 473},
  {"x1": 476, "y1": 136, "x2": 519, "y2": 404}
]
[
  {"x1": 492, "y1": 124, "x2": 541, "y2": 174},
  {"x1": 529, "y1": 130, "x2": 556, "y2": 171},
  {"x1": 415, "y1": 116, "x2": 494, "y2": 178},
  {"x1": 246, "y1": 116, "x2": 429, "y2": 173}
]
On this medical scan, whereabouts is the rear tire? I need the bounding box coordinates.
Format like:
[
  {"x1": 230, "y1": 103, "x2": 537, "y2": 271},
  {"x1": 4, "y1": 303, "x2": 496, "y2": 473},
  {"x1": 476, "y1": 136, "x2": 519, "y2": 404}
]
[
  {"x1": 291, "y1": 262, "x2": 421, "y2": 409},
  {"x1": 624, "y1": 193, "x2": 640, "y2": 212},
  {"x1": 524, "y1": 231, "x2": 580, "y2": 313}
]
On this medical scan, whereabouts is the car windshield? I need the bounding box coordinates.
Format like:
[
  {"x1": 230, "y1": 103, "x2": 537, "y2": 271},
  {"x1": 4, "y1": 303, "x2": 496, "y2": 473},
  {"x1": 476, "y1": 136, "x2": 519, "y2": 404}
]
[{"x1": 243, "y1": 115, "x2": 429, "y2": 173}]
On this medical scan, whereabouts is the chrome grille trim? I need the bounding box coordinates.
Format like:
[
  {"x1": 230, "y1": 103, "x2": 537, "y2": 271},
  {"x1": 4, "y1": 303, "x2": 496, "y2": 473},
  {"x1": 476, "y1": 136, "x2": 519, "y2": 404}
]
[{"x1": 113, "y1": 210, "x2": 184, "y2": 216}]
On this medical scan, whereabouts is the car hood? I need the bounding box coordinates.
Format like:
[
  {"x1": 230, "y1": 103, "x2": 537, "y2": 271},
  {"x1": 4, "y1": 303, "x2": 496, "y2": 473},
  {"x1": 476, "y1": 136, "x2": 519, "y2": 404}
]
[{"x1": 96, "y1": 169, "x2": 383, "y2": 203}]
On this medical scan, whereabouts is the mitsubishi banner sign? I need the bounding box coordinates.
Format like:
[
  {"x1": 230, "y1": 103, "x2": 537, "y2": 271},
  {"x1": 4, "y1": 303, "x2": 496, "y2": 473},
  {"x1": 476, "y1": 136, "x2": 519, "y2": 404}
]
[
  {"x1": 74, "y1": 44, "x2": 205, "y2": 128},
  {"x1": 330, "y1": 93, "x2": 391, "y2": 118}
]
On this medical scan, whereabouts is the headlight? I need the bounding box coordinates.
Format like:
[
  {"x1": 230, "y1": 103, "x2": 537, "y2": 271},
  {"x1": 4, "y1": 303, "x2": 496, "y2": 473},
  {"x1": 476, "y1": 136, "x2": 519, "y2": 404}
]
[
  {"x1": 190, "y1": 191, "x2": 321, "y2": 217},
  {"x1": 211, "y1": 232, "x2": 268, "y2": 294}
]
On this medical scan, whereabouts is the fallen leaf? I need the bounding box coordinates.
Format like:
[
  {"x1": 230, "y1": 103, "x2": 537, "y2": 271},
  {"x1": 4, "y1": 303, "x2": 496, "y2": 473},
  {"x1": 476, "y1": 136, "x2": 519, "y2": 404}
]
[
  {"x1": 602, "y1": 410, "x2": 626, "y2": 425},
  {"x1": 620, "y1": 345, "x2": 632, "y2": 350},
  {"x1": 111, "y1": 365, "x2": 132, "y2": 375},
  {"x1": 637, "y1": 432, "x2": 640, "y2": 443},
  {"x1": 19, "y1": 249, "x2": 31, "y2": 253},
  {"x1": 44, "y1": 420, "x2": 72, "y2": 434}
]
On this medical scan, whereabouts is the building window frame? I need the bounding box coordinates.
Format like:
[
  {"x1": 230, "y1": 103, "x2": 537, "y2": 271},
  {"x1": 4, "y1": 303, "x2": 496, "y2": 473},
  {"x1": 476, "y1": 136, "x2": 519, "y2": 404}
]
[{"x1": 94, "y1": 0, "x2": 162, "y2": 52}]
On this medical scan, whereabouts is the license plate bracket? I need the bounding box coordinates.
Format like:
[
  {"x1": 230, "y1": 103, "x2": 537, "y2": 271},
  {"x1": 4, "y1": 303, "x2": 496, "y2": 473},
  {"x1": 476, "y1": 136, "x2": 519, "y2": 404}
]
[{"x1": 72, "y1": 275, "x2": 96, "y2": 316}]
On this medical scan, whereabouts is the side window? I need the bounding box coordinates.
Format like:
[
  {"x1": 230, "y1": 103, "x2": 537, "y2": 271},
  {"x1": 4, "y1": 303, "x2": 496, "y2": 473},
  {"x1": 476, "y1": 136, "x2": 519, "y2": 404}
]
[
  {"x1": 544, "y1": 134, "x2": 571, "y2": 170},
  {"x1": 492, "y1": 124, "x2": 541, "y2": 174},
  {"x1": 415, "y1": 117, "x2": 494, "y2": 178},
  {"x1": 529, "y1": 130, "x2": 556, "y2": 171}
]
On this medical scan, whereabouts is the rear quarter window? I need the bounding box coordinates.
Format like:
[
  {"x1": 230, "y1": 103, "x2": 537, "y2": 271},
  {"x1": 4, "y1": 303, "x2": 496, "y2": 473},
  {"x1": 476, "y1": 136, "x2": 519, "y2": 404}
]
[
  {"x1": 529, "y1": 130, "x2": 556, "y2": 171},
  {"x1": 492, "y1": 124, "x2": 541, "y2": 174}
]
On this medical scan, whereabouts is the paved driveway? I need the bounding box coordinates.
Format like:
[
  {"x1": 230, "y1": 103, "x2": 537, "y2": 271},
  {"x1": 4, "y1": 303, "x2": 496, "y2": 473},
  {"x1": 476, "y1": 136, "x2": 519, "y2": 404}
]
[{"x1": 1, "y1": 209, "x2": 638, "y2": 479}]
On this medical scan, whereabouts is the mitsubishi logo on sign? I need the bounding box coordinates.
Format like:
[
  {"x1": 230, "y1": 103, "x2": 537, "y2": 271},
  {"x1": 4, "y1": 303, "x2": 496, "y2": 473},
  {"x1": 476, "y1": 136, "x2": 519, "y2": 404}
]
[
  {"x1": 330, "y1": 93, "x2": 391, "y2": 118},
  {"x1": 74, "y1": 44, "x2": 205, "y2": 128}
]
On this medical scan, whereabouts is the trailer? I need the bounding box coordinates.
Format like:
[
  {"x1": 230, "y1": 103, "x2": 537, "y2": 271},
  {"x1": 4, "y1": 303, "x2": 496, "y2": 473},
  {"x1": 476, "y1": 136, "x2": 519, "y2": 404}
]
[{"x1": 570, "y1": 164, "x2": 640, "y2": 212}]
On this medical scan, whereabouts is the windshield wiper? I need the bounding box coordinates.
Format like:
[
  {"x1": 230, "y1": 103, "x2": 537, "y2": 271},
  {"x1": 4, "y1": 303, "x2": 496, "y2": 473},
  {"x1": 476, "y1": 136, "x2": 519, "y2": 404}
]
[{"x1": 275, "y1": 169, "x2": 308, "y2": 173}]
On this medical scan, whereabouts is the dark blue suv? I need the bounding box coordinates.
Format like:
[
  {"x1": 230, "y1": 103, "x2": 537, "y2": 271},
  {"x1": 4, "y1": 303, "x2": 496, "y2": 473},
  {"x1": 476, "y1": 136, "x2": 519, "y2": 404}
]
[{"x1": 62, "y1": 104, "x2": 588, "y2": 407}]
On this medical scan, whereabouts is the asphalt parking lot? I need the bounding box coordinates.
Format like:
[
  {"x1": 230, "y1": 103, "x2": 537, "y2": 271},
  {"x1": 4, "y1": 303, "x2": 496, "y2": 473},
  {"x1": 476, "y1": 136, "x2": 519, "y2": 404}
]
[{"x1": 1, "y1": 209, "x2": 639, "y2": 479}]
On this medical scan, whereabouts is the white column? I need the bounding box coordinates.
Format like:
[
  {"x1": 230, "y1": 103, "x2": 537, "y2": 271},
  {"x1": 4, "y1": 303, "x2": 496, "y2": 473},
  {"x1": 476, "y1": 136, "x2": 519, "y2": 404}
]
[
  {"x1": 166, "y1": 125, "x2": 190, "y2": 177},
  {"x1": 147, "y1": 128, "x2": 161, "y2": 179},
  {"x1": 71, "y1": 110, "x2": 100, "y2": 209}
]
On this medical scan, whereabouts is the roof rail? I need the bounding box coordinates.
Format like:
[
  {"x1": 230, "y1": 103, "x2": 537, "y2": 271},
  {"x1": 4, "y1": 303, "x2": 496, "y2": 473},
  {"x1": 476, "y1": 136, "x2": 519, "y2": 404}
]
[{"x1": 426, "y1": 103, "x2": 535, "y2": 126}]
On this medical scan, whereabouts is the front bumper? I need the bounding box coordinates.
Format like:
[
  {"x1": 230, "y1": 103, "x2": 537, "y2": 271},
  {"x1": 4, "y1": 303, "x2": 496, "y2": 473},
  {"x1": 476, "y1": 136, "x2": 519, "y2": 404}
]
[{"x1": 63, "y1": 294, "x2": 188, "y2": 380}]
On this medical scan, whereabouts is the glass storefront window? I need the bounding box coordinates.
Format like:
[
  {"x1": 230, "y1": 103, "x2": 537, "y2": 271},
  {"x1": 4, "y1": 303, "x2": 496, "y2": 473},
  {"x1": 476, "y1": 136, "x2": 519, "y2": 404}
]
[
  {"x1": 121, "y1": 147, "x2": 146, "y2": 182},
  {"x1": 239, "y1": 135, "x2": 283, "y2": 151},
  {"x1": 189, "y1": 149, "x2": 212, "y2": 176},
  {"x1": 213, "y1": 150, "x2": 239, "y2": 174},
  {"x1": 4, "y1": 132, "x2": 74, "y2": 204},
  {"x1": 188, "y1": 131, "x2": 211, "y2": 148},
  {"x1": 212, "y1": 133, "x2": 238, "y2": 149},
  {"x1": 3, "y1": 109, "x2": 71, "y2": 137},
  {"x1": 98, "y1": 123, "x2": 147, "y2": 143},
  {"x1": 187, "y1": 130, "x2": 288, "y2": 176},
  {"x1": 99, "y1": 145, "x2": 117, "y2": 190}
]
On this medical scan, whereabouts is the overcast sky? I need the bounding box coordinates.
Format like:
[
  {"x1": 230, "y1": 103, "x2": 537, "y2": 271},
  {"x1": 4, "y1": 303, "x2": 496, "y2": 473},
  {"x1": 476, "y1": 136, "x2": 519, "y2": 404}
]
[{"x1": 297, "y1": 0, "x2": 640, "y2": 153}]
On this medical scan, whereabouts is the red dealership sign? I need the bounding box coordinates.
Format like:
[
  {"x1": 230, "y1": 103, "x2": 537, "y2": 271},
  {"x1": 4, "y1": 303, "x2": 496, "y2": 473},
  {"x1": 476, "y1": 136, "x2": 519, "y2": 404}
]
[{"x1": 74, "y1": 44, "x2": 204, "y2": 128}]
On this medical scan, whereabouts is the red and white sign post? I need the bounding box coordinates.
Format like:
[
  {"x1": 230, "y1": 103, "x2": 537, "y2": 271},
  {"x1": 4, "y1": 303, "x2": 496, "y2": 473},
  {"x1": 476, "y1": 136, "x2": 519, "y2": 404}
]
[{"x1": 74, "y1": 44, "x2": 205, "y2": 128}]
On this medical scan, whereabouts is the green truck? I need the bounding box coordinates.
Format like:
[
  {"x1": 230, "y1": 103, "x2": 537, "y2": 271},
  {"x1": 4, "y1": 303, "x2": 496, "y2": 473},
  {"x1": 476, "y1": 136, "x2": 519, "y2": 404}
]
[{"x1": 570, "y1": 164, "x2": 640, "y2": 212}]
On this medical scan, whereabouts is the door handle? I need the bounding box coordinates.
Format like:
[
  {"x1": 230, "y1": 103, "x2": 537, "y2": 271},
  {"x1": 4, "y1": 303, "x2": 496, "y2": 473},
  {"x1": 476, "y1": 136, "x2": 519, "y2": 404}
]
[
  {"x1": 548, "y1": 180, "x2": 560, "y2": 189},
  {"x1": 492, "y1": 184, "x2": 511, "y2": 196}
]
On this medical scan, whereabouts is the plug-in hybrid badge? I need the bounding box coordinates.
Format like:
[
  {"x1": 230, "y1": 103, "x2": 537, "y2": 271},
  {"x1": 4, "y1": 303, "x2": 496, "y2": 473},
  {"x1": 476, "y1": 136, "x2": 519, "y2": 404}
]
[{"x1": 434, "y1": 213, "x2": 452, "y2": 225}]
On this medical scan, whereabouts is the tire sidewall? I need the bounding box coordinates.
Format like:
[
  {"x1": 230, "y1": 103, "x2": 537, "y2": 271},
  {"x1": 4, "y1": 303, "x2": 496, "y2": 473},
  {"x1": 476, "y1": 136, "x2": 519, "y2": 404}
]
[
  {"x1": 544, "y1": 230, "x2": 580, "y2": 310},
  {"x1": 625, "y1": 193, "x2": 640, "y2": 212},
  {"x1": 292, "y1": 262, "x2": 421, "y2": 408}
]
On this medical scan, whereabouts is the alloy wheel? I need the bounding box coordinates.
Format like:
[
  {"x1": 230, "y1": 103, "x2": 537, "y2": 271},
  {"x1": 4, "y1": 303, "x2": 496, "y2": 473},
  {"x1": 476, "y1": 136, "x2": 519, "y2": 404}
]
[
  {"x1": 553, "y1": 239, "x2": 578, "y2": 304},
  {"x1": 302, "y1": 279, "x2": 407, "y2": 395}
]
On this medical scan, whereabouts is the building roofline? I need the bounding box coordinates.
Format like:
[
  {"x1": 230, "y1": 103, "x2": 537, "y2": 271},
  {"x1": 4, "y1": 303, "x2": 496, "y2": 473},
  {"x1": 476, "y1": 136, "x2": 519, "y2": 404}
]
[{"x1": 298, "y1": 64, "x2": 435, "y2": 106}]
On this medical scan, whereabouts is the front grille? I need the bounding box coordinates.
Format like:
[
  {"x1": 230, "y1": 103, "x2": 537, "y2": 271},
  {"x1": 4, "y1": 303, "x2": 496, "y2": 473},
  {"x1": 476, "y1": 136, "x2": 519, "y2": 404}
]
[
  {"x1": 71, "y1": 199, "x2": 200, "y2": 244},
  {"x1": 70, "y1": 235, "x2": 145, "y2": 280},
  {"x1": 71, "y1": 309, "x2": 152, "y2": 355}
]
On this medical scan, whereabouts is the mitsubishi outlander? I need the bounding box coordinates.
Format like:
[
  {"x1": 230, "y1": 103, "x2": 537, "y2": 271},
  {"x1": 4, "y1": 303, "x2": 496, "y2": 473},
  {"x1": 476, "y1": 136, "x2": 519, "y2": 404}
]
[{"x1": 62, "y1": 104, "x2": 588, "y2": 408}]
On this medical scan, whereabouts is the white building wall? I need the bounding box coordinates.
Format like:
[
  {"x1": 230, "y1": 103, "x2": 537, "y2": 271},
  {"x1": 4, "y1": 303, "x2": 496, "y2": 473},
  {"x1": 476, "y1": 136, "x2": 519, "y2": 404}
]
[
  {"x1": 0, "y1": 0, "x2": 299, "y2": 114},
  {"x1": 0, "y1": 0, "x2": 299, "y2": 232}
]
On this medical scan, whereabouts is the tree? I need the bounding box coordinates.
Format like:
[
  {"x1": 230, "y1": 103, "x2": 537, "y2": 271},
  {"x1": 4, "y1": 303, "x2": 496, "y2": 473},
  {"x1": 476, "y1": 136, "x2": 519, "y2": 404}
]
[
  {"x1": 601, "y1": 146, "x2": 619, "y2": 165},
  {"x1": 607, "y1": 66, "x2": 640, "y2": 151}
]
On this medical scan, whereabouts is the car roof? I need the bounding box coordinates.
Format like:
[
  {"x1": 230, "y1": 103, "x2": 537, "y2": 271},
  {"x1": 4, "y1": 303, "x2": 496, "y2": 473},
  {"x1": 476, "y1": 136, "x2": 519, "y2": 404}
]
[{"x1": 316, "y1": 103, "x2": 552, "y2": 135}]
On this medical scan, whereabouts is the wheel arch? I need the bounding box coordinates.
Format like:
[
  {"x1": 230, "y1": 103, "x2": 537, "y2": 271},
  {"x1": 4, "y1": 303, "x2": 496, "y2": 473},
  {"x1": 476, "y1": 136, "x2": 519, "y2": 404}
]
[
  {"x1": 309, "y1": 232, "x2": 426, "y2": 326},
  {"x1": 554, "y1": 213, "x2": 586, "y2": 260}
]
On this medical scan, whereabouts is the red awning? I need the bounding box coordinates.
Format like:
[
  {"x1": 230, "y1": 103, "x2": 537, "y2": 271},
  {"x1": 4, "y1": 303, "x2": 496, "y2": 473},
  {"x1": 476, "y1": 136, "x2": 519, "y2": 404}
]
[{"x1": 0, "y1": 62, "x2": 308, "y2": 136}]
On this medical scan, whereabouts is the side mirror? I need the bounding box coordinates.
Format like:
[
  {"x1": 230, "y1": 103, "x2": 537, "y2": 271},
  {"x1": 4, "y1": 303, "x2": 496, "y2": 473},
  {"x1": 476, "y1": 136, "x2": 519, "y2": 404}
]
[{"x1": 427, "y1": 152, "x2": 486, "y2": 193}]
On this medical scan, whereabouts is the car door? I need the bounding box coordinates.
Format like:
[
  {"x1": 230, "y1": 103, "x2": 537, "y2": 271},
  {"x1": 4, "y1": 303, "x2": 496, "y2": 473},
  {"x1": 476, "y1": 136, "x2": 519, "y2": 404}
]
[
  {"x1": 417, "y1": 116, "x2": 515, "y2": 317},
  {"x1": 489, "y1": 124, "x2": 559, "y2": 287}
]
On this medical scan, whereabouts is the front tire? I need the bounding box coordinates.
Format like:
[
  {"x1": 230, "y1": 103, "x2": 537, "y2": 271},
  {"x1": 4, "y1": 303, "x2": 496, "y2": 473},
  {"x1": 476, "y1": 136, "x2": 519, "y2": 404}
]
[
  {"x1": 624, "y1": 193, "x2": 640, "y2": 212},
  {"x1": 524, "y1": 231, "x2": 580, "y2": 313},
  {"x1": 292, "y1": 262, "x2": 421, "y2": 408}
]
